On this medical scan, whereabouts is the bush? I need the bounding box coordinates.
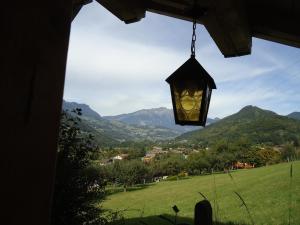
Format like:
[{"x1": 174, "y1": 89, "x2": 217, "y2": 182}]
[{"x1": 51, "y1": 110, "x2": 107, "y2": 225}]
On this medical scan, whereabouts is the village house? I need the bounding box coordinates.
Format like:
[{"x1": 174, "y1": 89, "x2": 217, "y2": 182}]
[
  {"x1": 141, "y1": 153, "x2": 156, "y2": 163},
  {"x1": 141, "y1": 146, "x2": 169, "y2": 163},
  {"x1": 150, "y1": 146, "x2": 168, "y2": 155},
  {"x1": 112, "y1": 154, "x2": 129, "y2": 162},
  {"x1": 233, "y1": 161, "x2": 255, "y2": 169}
]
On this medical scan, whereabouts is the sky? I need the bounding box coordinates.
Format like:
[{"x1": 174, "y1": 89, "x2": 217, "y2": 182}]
[{"x1": 64, "y1": 2, "x2": 300, "y2": 118}]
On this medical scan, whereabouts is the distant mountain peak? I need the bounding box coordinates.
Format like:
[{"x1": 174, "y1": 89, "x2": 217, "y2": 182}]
[
  {"x1": 287, "y1": 112, "x2": 300, "y2": 120},
  {"x1": 237, "y1": 105, "x2": 277, "y2": 117},
  {"x1": 135, "y1": 107, "x2": 171, "y2": 113},
  {"x1": 239, "y1": 105, "x2": 260, "y2": 112},
  {"x1": 152, "y1": 107, "x2": 169, "y2": 110},
  {"x1": 154, "y1": 107, "x2": 170, "y2": 111},
  {"x1": 62, "y1": 100, "x2": 101, "y2": 120}
]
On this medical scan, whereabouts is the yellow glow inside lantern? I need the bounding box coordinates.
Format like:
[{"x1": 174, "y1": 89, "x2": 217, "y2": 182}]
[{"x1": 173, "y1": 84, "x2": 203, "y2": 122}]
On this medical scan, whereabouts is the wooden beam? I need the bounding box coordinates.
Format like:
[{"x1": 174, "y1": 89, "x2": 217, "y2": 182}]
[
  {"x1": 251, "y1": 9, "x2": 300, "y2": 48},
  {"x1": 96, "y1": 0, "x2": 146, "y2": 23},
  {"x1": 202, "y1": 0, "x2": 252, "y2": 57},
  {"x1": 147, "y1": 1, "x2": 194, "y2": 22},
  {"x1": 147, "y1": 0, "x2": 210, "y2": 25}
]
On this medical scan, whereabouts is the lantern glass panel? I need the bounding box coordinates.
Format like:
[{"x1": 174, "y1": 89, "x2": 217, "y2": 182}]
[
  {"x1": 173, "y1": 82, "x2": 203, "y2": 122},
  {"x1": 200, "y1": 86, "x2": 211, "y2": 122}
]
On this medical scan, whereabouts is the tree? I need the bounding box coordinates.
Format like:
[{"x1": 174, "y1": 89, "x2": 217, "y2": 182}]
[
  {"x1": 51, "y1": 109, "x2": 106, "y2": 225},
  {"x1": 160, "y1": 154, "x2": 186, "y2": 176},
  {"x1": 186, "y1": 152, "x2": 211, "y2": 175},
  {"x1": 108, "y1": 159, "x2": 149, "y2": 192},
  {"x1": 281, "y1": 144, "x2": 296, "y2": 162},
  {"x1": 256, "y1": 148, "x2": 281, "y2": 166}
]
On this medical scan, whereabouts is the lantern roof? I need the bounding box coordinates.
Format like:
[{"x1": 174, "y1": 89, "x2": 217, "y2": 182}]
[{"x1": 166, "y1": 56, "x2": 216, "y2": 89}]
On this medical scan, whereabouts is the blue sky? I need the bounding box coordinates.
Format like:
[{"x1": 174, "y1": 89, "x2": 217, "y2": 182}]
[{"x1": 64, "y1": 2, "x2": 300, "y2": 118}]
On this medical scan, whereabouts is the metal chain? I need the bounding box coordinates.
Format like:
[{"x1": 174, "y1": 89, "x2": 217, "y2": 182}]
[{"x1": 191, "y1": 19, "x2": 197, "y2": 57}]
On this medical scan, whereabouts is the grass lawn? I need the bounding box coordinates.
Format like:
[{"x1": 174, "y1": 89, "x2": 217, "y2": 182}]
[{"x1": 101, "y1": 161, "x2": 300, "y2": 225}]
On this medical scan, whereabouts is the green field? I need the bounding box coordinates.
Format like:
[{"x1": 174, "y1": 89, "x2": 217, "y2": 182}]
[{"x1": 102, "y1": 162, "x2": 300, "y2": 225}]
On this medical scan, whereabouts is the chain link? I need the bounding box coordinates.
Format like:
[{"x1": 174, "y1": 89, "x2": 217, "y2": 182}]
[{"x1": 191, "y1": 19, "x2": 197, "y2": 57}]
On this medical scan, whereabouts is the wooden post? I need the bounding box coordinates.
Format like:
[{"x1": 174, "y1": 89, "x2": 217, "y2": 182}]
[{"x1": 1, "y1": 1, "x2": 73, "y2": 225}]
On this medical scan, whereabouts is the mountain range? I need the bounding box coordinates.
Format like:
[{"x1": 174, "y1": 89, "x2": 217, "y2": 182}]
[
  {"x1": 104, "y1": 107, "x2": 218, "y2": 133},
  {"x1": 62, "y1": 101, "x2": 184, "y2": 144},
  {"x1": 62, "y1": 100, "x2": 300, "y2": 147}
]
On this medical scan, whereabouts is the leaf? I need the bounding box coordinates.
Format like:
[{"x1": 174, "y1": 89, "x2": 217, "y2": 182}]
[{"x1": 198, "y1": 192, "x2": 207, "y2": 200}]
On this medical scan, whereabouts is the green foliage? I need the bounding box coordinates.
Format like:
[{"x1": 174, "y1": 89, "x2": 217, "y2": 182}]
[
  {"x1": 281, "y1": 144, "x2": 297, "y2": 161},
  {"x1": 186, "y1": 151, "x2": 211, "y2": 175},
  {"x1": 256, "y1": 148, "x2": 281, "y2": 165},
  {"x1": 51, "y1": 110, "x2": 107, "y2": 225},
  {"x1": 147, "y1": 154, "x2": 187, "y2": 178},
  {"x1": 124, "y1": 148, "x2": 147, "y2": 160},
  {"x1": 107, "y1": 160, "x2": 149, "y2": 191}
]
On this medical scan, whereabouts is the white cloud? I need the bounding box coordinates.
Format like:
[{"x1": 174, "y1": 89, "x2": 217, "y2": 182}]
[
  {"x1": 209, "y1": 86, "x2": 280, "y2": 118},
  {"x1": 66, "y1": 32, "x2": 185, "y2": 83}
]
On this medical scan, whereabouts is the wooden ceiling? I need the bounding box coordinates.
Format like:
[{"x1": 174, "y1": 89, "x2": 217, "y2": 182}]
[{"x1": 95, "y1": 0, "x2": 300, "y2": 58}]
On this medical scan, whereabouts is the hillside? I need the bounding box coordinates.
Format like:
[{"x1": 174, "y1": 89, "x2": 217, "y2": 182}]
[
  {"x1": 104, "y1": 107, "x2": 217, "y2": 134},
  {"x1": 82, "y1": 117, "x2": 180, "y2": 142},
  {"x1": 72, "y1": 116, "x2": 118, "y2": 146},
  {"x1": 177, "y1": 105, "x2": 300, "y2": 146},
  {"x1": 62, "y1": 100, "x2": 181, "y2": 144},
  {"x1": 102, "y1": 162, "x2": 300, "y2": 225},
  {"x1": 287, "y1": 112, "x2": 300, "y2": 120}
]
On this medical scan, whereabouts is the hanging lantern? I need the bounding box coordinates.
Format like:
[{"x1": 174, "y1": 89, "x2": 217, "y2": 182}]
[{"x1": 166, "y1": 20, "x2": 216, "y2": 126}]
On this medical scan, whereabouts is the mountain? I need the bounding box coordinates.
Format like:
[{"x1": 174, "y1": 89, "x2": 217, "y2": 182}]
[
  {"x1": 104, "y1": 107, "x2": 217, "y2": 134},
  {"x1": 63, "y1": 100, "x2": 102, "y2": 120},
  {"x1": 287, "y1": 112, "x2": 300, "y2": 120},
  {"x1": 62, "y1": 101, "x2": 181, "y2": 144},
  {"x1": 177, "y1": 105, "x2": 300, "y2": 146},
  {"x1": 62, "y1": 101, "x2": 300, "y2": 147}
]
